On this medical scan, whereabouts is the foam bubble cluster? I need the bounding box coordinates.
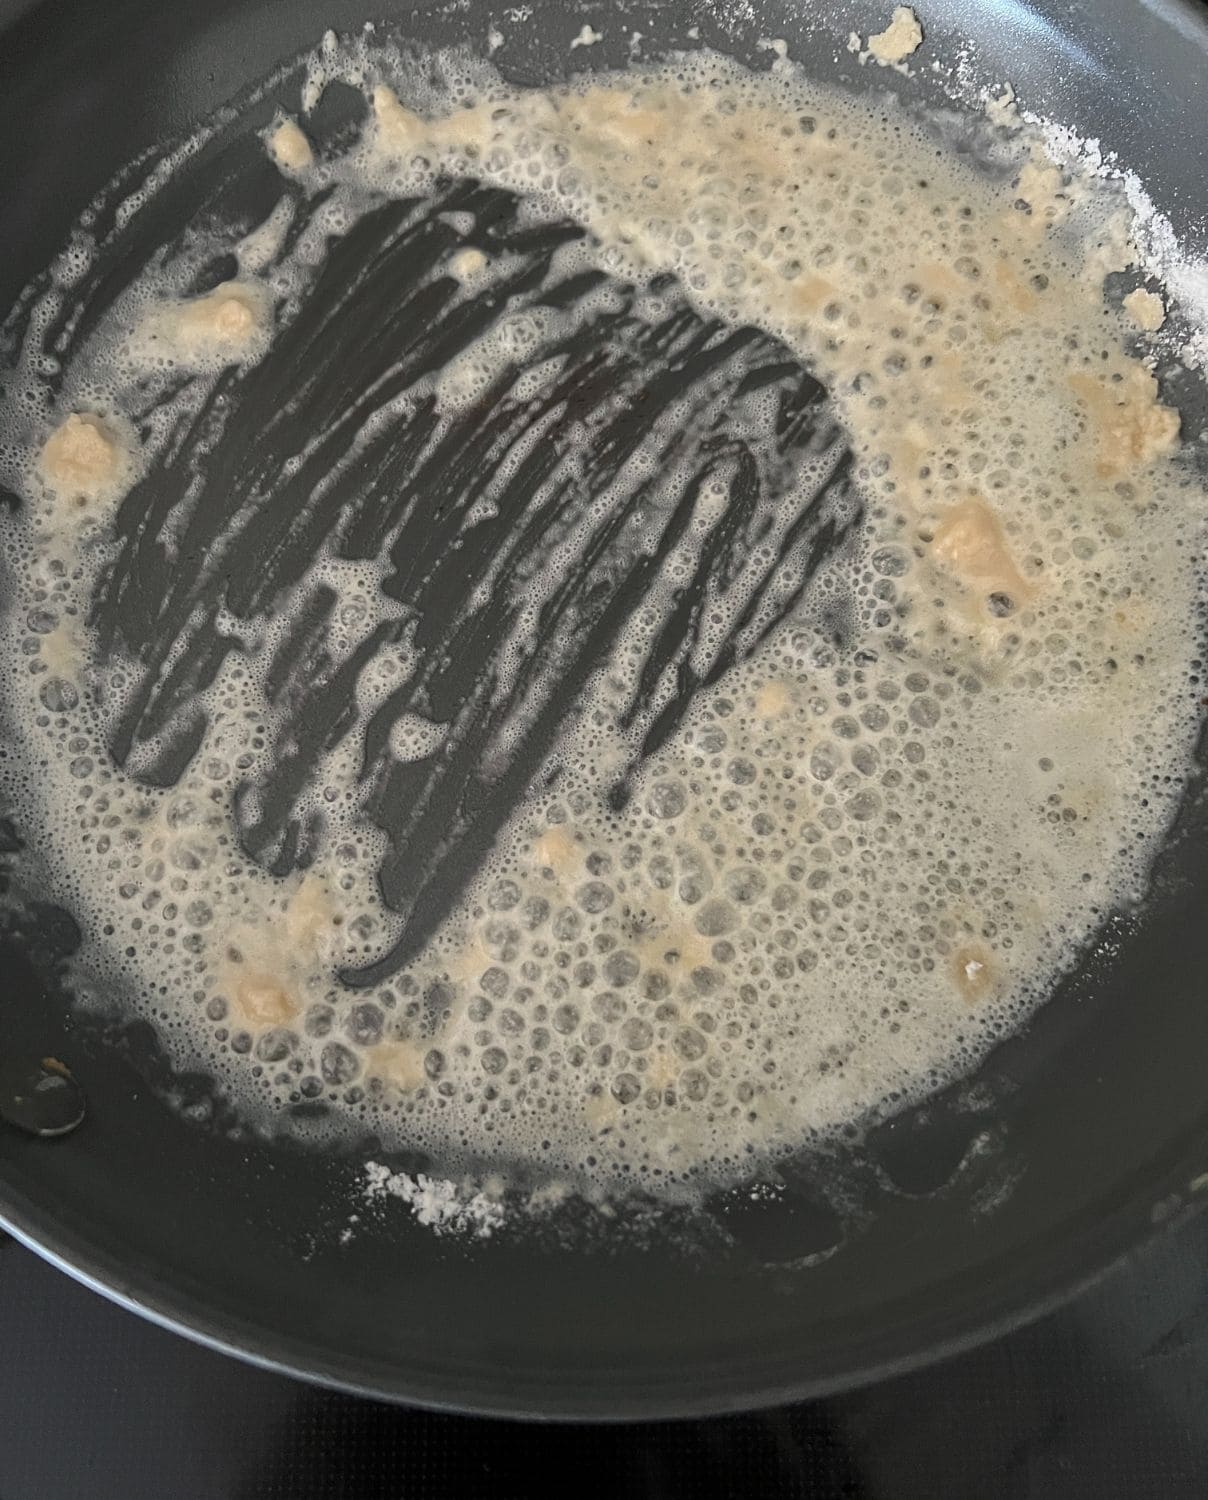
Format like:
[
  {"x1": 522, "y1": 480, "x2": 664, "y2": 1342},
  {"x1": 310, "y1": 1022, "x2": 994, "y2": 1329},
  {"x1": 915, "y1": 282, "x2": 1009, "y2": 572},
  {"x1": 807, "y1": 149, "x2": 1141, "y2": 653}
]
[{"x1": 0, "y1": 38, "x2": 1203, "y2": 1198}]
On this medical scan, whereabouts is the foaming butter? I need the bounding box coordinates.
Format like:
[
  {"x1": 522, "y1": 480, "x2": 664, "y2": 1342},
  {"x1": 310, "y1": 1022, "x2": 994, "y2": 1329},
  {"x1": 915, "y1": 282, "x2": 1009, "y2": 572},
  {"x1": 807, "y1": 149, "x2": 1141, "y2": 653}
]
[{"x1": 0, "y1": 36, "x2": 1203, "y2": 1201}]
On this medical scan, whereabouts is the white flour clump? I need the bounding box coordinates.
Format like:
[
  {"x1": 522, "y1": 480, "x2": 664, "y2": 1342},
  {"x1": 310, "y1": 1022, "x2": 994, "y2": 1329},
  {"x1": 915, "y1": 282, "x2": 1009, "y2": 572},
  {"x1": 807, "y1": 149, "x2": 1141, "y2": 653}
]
[
  {"x1": 363, "y1": 1160, "x2": 506, "y2": 1238},
  {"x1": 849, "y1": 7, "x2": 924, "y2": 68},
  {"x1": 979, "y1": 79, "x2": 1208, "y2": 368}
]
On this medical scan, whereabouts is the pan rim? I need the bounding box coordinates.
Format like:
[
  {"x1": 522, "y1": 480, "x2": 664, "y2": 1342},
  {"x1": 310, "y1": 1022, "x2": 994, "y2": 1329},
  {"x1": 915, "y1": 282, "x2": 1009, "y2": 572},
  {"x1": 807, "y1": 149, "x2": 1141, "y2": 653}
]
[{"x1": 2, "y1": 1144, "x2": 1206, "y2": 1419}]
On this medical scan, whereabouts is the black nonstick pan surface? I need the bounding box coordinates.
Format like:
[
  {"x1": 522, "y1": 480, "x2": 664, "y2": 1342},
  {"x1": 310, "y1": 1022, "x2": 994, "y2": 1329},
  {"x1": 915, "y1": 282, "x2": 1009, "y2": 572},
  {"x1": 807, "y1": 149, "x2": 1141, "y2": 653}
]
[{"x1": 1, "y1": 0, "x2": 1208, "y2": 1420}]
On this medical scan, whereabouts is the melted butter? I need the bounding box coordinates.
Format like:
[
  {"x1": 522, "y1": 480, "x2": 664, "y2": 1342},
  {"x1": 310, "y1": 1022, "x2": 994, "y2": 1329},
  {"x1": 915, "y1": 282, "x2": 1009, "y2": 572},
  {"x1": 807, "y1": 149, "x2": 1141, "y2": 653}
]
[
  {"x1": 929, "y1": 499, "x2": 1034, "y2": 616},
  {"x1": 1068, "y1": 364, "x2": 1181, "y2": 478},
  {"x1": 952, "y1": 945, "x2": 997, "y2": 1003},
  {"x1": 284, "y1": 874, "x2": 340, "y2": 961},
  {"x1": 0, "y1": 39, "x2": 1204, "y2": 1199},
  {"x1": 232, "y1": 972, "x2": 300, "y2": 1028},
  {"x1": 269, "y1": 117, "x2": 314, "y2": 172},
  {"x1": 753, "y1": 680, "x2": 793, "y2": 718},
  {"x1": 136, "y1": 281, "x2": 271, "y2": 369},
  {"x1": 38, "y1": 413, "x2": 126, "y2": 510},
  {"x1": 447, "y1": 246, "x2": 488, "y2": 282},
  {"x1": 532, "y1": 825, "x2": 581, "y2": 878}
]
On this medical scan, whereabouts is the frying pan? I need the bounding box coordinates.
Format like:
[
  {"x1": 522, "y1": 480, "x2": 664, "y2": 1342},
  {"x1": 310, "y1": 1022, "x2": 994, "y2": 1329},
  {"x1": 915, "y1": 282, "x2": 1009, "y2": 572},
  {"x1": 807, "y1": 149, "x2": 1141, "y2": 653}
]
[{"x1": 1, "y1": 0, "x2": 1208, "y2": 1421}]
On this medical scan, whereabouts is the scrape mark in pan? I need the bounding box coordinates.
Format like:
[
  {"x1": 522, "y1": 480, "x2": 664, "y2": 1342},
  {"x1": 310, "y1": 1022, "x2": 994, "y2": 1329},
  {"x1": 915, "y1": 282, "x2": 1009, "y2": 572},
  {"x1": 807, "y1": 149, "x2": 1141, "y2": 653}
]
[{"x1": 88, "y1": 177, "x2": 860, "y2": 985}]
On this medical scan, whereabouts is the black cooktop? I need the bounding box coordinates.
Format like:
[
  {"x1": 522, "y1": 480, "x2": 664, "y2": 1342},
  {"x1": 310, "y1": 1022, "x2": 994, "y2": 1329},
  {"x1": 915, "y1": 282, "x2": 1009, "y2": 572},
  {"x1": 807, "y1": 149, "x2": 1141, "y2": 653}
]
[{"x1": 3, "y1": 1206, "x2": 1208, "y2": 1499}]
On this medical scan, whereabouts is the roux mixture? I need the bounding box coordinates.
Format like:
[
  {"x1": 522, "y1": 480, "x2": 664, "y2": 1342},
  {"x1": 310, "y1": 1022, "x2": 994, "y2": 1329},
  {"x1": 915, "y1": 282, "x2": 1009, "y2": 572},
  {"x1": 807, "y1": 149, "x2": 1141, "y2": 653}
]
[{"x1": 0, "y1": 33, "x2": 1202, "y2": 1198}]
